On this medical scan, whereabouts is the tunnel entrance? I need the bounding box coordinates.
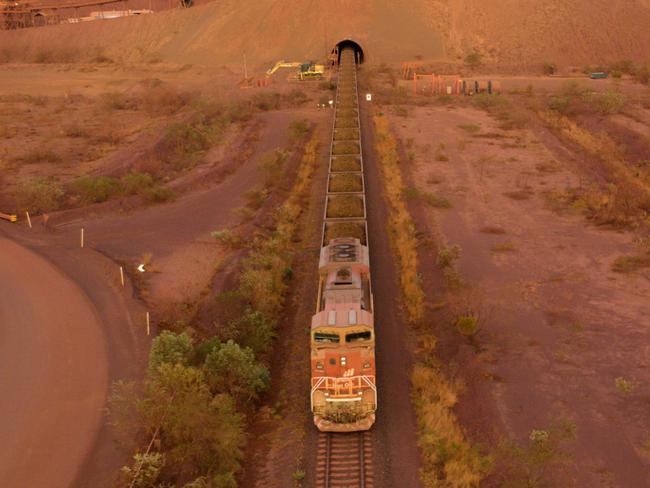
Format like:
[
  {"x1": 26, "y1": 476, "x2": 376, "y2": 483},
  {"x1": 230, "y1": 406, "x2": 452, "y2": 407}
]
[{"x1": 331, "y1": 39, "x2": 364, "y2": 65}]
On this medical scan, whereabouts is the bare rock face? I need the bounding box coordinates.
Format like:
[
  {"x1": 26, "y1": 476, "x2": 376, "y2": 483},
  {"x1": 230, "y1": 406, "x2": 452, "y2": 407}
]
[{"x1": 1, "y1": 0, "x2": 649, "y2": 67}]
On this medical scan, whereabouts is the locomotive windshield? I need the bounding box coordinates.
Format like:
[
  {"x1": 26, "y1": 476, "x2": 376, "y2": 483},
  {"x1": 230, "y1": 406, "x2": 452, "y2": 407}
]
[
  {"x1": 346, "y1": 331, "x2": 372, "y2": 343},
  {"x1": 314, "y1": 332, "x2": 340, "y2": 343}
]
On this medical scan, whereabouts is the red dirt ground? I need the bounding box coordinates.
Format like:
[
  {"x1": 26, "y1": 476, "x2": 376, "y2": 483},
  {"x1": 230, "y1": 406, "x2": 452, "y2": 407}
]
[{"x1": 392, "y1": 103, "x2": 650, "y2": 486}]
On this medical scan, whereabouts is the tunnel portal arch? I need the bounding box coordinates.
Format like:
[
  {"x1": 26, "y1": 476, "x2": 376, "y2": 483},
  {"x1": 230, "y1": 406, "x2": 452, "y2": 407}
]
[{"x1": 331, "y1": 39, "x2": 364, "y2": 65}]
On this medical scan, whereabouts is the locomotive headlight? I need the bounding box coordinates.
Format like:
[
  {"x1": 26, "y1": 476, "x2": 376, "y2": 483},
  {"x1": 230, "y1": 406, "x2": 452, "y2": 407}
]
[
  {"x1": 316, "y1": 362, "x2": 324, "y2": 369},
  {"x1": 363, "y1": 362, "x2": 371, "y2": 369}
]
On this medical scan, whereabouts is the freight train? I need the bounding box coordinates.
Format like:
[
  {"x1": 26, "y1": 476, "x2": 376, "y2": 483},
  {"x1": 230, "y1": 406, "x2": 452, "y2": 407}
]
[{"x1": 310, "y1": 47, "x2": 377, "y2": 432}]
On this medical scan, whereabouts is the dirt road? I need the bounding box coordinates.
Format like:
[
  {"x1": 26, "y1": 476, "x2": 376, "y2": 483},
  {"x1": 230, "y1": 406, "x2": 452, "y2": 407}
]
[{"x1": 0, "y1": 237, "x2": 108, "y2": 488}]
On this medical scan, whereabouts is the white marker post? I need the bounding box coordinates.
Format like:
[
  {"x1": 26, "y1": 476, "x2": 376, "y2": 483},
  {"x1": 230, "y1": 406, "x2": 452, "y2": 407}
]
[
  {"x1": 80, "y1": 228, "x2": 84, "y2": 248},
  {"x1": 146, "y1": 312, "x2": 151, "y2": 336},
  {"x1": 366, "y1": 93, "x2": 372, "y2": 102},
  {"x1": 119, "y1": 266, "x2": 125, "y2": 287},
  {"x1": 25, "y1": 211, "x2": 32, "y2": 228}
]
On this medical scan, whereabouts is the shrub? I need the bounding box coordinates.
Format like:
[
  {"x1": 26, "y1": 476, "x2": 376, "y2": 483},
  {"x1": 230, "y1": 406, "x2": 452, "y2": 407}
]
[
  {"x1": 140, "y1": 86, "x2": 187, "y2": 116},
  {"x1": 260, "y1": 150, "x2": 289, "y2": 186},
  {"x1": 69, "y1": 175, "x2": 121, "y2": 203},
  {"x1": 547, "y1": 96, "x2": 572, "y2": 115},
  {"x1": 224, "y1": 310, "x2": 276, "y2": 356},
  {"x1": 284, "y1": 89, "x2": 309, "y2": 107},
  {"x1": 144, "y1": 185, "x2": 176, "y2": 203},
  {"x1": 148, "y1": 331, "x2": 194, "y2": 374},
  {"x1": 594, "y1": 90, "x2": 626, "y2": 115},
  {"x1": 156, "y1": 122, "x2": 212, "y2": 169},
  {"x1": 421, "y1": 192, "x2": 452, "y2": 208},
  {"x1": 609, "y1": 59, "x2": 635, "y2": 75},
  {"x1": 455, "y1": 315, "x2": 479, "y2": 336},
  {"x1": 16, "y1": 178, "x2": 64, "y2": 213},
  {"x1": 465, "y1": 52, "x2": 482, "y2": 69},
  {"x1": 119, "y1": 452, "x2": 164, "y2": 488},
  {"x1": 289, "y1": 119, "x2": 309, "y2": 140},
  {"x1": 211, "y1": 229, "x2": 241, "y2": 248},
  {"x1": 614, "y1": 377, "x2": 635, "y2": 395},
  {"x1": 100, "y1": 91, "x2": 136, "y2": 111},
  {"x1": 543, "y1": 62, "x2": 557, "y2": 75},
  {"x1": 14, "y1": 148, "x2": 61, "y2": 164},
  {"x1": 437, "y1": 245, "x2": 461, "y2": 270},
  {"x1": 611, "y1": 254, "x2": 650, "y2": 273},
  {"x1": 63, "y1": 125, "x2": 90, "y2": 138},
  {"x1": 32, "y1": 47, "x2": 80, "y2": 63},
  {"x1": 633, "y1": 62, "x2": 650, "y2": 85},
  {"x1": 458, "y1": 124, "x2": 481, "y2": 134},
  {"x1": 121, "y1": 172, "x2": 154, "y2": 195},
  {"x1": 252, "y1": 92, "x2": 281, "y2": 111},
  {"x1": 203, "y1": 340, "x2": 270, "y2": 404},
  {"x1": 495, "y1": 420, "x2": 576, "y2": 487},
  {"x1": 244, "y1": 189, "x2": 267, "y2": 210}
]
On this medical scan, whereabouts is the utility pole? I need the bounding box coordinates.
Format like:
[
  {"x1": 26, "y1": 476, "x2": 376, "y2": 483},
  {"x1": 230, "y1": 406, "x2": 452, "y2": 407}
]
[{"x1": 243, "y1": 53, "x2": 248, "y2": 79}]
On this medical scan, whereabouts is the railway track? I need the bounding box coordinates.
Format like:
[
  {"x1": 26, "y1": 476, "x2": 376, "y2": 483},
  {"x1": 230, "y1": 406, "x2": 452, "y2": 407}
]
[{"x1": 316, "y1": 432, "x2": 374, "y2": 488}]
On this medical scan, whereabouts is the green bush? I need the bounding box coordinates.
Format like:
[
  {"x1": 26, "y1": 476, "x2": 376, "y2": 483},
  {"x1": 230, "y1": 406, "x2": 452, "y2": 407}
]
[
  {"x1": 204, "y1": 340, "x2": 270, "y2": 404},
  {"x1": 211, "y1": 229, "x2": 241, "y2": 248},
  {"x1": 547, "y1": 95, "x2": 572, "y2": 115},
  {"x1": 69, "y1": 175, "x2": 121, "y2": 203},
  {"x1": 148, "y1": 330, "x2": 194, "y2": 374},
  {"x1": 156, "y1": 122, "x2": 212, "y2": 169},
  {"x1": 16, "y1": 178, "x2": 65, "y2": 213},
  {"x1": 224, "y1": 310, "x2": 276, "y2": 356}
]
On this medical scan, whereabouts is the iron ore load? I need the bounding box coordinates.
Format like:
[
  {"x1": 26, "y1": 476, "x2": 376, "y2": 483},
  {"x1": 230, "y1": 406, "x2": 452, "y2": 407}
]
[{"x1": 311, "y1": 46, "x2": 377, "y2": 432}]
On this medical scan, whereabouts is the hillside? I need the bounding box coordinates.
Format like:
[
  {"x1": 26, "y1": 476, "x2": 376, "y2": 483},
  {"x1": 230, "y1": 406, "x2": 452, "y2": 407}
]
[{"x1": 1, "y1": 0, "x2": 649, "y2": 69}]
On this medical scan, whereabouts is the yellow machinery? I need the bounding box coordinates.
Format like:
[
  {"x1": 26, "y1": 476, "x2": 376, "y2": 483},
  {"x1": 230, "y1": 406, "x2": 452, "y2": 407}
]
[
  {"x1": 0, "y1": 212, "x2": 17, "y2": 222},
  {"x1": 266, "y1": 60, "x2": 325, "y2": 80},
  {"x1": 266, "y1": 60, "x2": 301, "y2": 77}
]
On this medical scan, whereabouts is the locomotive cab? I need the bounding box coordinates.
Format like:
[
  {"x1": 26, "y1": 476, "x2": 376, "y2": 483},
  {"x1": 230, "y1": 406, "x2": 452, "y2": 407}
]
[{"x1": 310, "y1": 238, "x2": 376, "y2": 431}]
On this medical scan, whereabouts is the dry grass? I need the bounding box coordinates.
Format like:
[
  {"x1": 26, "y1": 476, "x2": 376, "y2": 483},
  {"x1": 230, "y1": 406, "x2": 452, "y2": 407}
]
[
  {"x1": 539, "y1": 110, "x2": 650, "y2": 227},
  {"x1": 13, "y1": 148, "x2": 61, "y2": 164},
  {"x1": 375, "y1": 115, "x2": 488, "y2": 484},
  {"x1": 374, "y1": 115, "x2": 424, "y2": 322},
  {"x1": 331, "y1": 156, "x2": 362, "y2": 172},
  {"x1": 413, "y1": 348, "x2": 491, "y2": 487},
  {"x1": 326, "y1": 195, "x2": 364, "y2": 218},
  {"x1": 479, "y1": 226, "x2": 506, "y2": 235},
  {"x1": 329, "y1": 174, "x2": 363, "y2": 193},
  {"x1": 503, "y1": 190, "x2": 533, "y2": 201},
  {"x1": 491, "y1": 242, "x2": 518, "y2": 253},
  {"x1": 612, "y1": 254, "x2": 650, "y2": 273}
]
